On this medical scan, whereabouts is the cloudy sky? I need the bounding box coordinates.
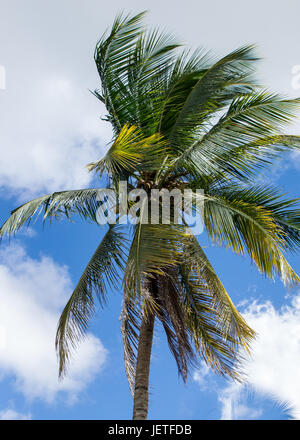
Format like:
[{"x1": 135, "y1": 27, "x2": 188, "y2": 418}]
[{"x1": 1, "y1": 0, "x2": 300, "y2": 420}]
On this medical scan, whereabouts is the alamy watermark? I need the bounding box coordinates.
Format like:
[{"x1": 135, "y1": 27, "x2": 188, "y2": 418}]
[
  {"x1": 0, "y1": 65, "x2": 6, "y2": 90},
  {"x1": 291, "y1": 65, "x2": 300, "y2": 90},
  {"x1": 0, "y1": 326, "x2": 7, "y2": 350},
  {"x1": 95, "y1": 181, "x2": 204, "y2": 235}
]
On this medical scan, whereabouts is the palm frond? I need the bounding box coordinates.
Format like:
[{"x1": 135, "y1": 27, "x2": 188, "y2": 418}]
[
  {"x1": 201, "y1": 190, "x2": 300, "y2": 285},
  {"x1": 94, "y1": 11, "x2": 147, "y2": 132},
  {"x1": 121, "y1": 292, "x2": 142, "y2": 395},
  {"x1": 158, "y1": 48, "x2": 212, "y2": 136},
  {"x1": 122, "y1": 269, "x2": 194, "y2": 392},
  {"x1": 56, "y1": 224, "x2": 127, "y2": 377},
  {"x1": 86, "y1": 124, "x2": 167, "y2": 182},
  {"x1": 180, "y1": 251, "x2": 251, "y2": 380},
  {"x1": 213, "y1": 134, "x2": 300, "y2": 181},
  {"x1": 94, "y1": 11, "x2": 181, "y2": 135},
  {"x1": 121, "y1": 277, "x2": 159, "y2": 395},
  {"x1": 0, "y1": 188, "x2": 106, "y2": 239},
  {"x1": 123, "y1": 222, "x2": 188, "y2": 301},
  {"x1": 125, "y1": 28, "x2": 181, "y2": 135},
  {"x1": 167, "y1": 45, "x2": 258, "y2": 152},
  {"x1": 168, "y1": 92, "x2": 300, "y2": 181},
  {"x1": 185, "y1": 235, "x2": 254, "y2": 342},
  {"x1": 213, "y1": 184, "x2": 300, "y2": 250},
  {"x1": 155, "y1": 271, "x2": 194, "y2": 382}
]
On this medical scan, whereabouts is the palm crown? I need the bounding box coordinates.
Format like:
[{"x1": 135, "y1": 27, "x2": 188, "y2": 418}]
[{"x1": 1, "y1": 11, "x2": 300, "y2": 419}]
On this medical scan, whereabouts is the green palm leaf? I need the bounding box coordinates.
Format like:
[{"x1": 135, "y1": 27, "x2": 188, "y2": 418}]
[
  {"x1": 168, "y1": 92, "x2": 300, "y2": 181},
  {"x1": 0, "y1": 188, "x2": 107, "y2": 239},
  {"x1": 184, "y1": 234, "x2": 255, "y2": 347},
  {"x1": 167, "y1": 45, "x2": 258, "y2": 151},
  {"x1": 202, "y1": 189, "x2": 300, "y2": 284},
  {"x1": 56, "y1": 224, "x2": 127, "y2": 377},
  {"x1": 180, "y1": 260, "x2": 249, "y2": 380},
  {"x1": 94, "y1": 11, "x2": 147, "y2": 132},
  {"x1": 86, "y1": 124, "x2": 167, "y2": 182}
]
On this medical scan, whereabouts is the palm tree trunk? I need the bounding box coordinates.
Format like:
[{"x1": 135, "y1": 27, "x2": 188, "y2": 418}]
[{"x1": 132, "y1": 309, "x2": 155, "y2": 420}]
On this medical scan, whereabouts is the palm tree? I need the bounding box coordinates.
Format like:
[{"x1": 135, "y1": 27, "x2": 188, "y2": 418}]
[{"x1": 1, "y1": 11, "x2": 300, "y2": 420}]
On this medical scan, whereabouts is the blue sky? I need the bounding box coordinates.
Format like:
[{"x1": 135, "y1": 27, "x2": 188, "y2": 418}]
[{"x1": 1, "y1": 0, "x2": 300, "y2": 420}]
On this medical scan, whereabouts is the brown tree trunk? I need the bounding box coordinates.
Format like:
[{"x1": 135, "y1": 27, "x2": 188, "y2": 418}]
[{"x1": 132, "y1": 309, "x2": 155, "y2": 420}]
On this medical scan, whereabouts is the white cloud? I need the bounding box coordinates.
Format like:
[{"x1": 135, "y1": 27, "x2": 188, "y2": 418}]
[
  {"x1": 0, "y1": 73, "x2": 112, "y2": 201},
  {"x1": 0, "y1": 243, "x2": 107, "y2": 403},
  {"x1": 0, "y1": 1, "x2": 113, "y2": 200},
  {"x1": 238, "y1": 295, "x2": 300, "y2": 419},
  {"x1": 0, "y1": 408, "x2": 31, "y2": 420},
  {"x1": 1, "y1": 1, "x2": 300, "y2": 200},
  {"x1": 193, "y1": 362, "x2": 212, "y2": 391},
  {"x1": 193, "y1": 361, "x2": 263, "y2": 419},
  {"x1": 211, "y1": 293, "x2": 300, "y2": 419},
  {"x1": 192, "y1": 291, "x2": 300, "y2": 419}
]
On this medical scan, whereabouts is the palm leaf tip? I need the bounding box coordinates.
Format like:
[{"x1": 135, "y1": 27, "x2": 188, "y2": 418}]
[{"x1": 0, "y1": 188, "x2": 114, "y2": 242}]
